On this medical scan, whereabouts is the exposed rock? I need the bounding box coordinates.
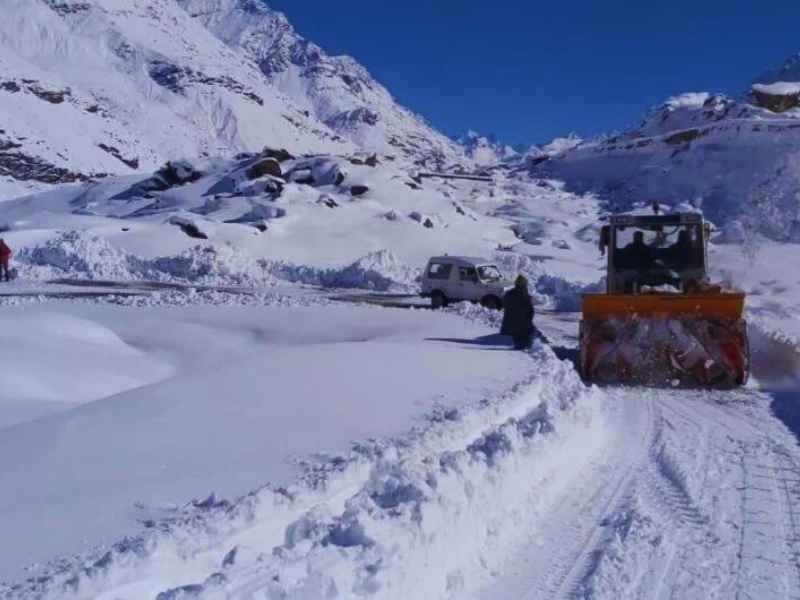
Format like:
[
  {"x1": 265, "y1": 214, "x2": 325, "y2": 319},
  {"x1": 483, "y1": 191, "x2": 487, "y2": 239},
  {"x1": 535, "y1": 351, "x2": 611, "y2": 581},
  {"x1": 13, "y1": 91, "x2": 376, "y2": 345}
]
[
  {"x1": 383, "y1": 210, "x2": 400, "y2": 221},
  {"x1": 751, "y1": 84, "x2": 800, "y2": 113},
  {"x1": 552, "y1": 239, "x2": 571, "y2": 250},
  {"x1": 111, "y1": 161, "x2": 202, "y2": 201},
  {"x1": 0, "y1": 146, "x2": 90, "y2": 184},
  {"x1": 260, "y1": 147, "x2": 293, "y2": 162},
  {"x1": 245, "y1": 157, "x2": 282, "y2": 179},
  {"x1": 664, "y1": 128, "x2": 704, "y2": 145},
  {"x1": 147, "y1": 60, "x2": 263, "y2": 106},
  {"x1": 226, "y1": 205, "x2": 286, "y2": 224},
  {"x1": 158, "y1": 161, "x2": 204, "y2": 186},
  {"x1": 29, "y1": 85, "x2": 71, "y2": 104},
  {"x1": 511, "y1": 222, "x2": 546, "y2": 245},
  {"x1": 364, "y1": 154, "x2": 379, "y2": 167},
  {"x1": 316, "y1": 194, "x2": 339, "y2": 208},
  {"x1": 237, "y1": 176, "x2": 283, "y2": 197},
  {"x1": 409, "y1": 211, "x2": 436, "y2": 228},
  {"x1": 97, "y1": 144, "x2": 139, "y2": 170},
  {"x1": 170, "y1": 218, "x2": 208, "y2": 240},
  {"x1": 350, "y1": 185, "x2": 369, "y2": 197}
]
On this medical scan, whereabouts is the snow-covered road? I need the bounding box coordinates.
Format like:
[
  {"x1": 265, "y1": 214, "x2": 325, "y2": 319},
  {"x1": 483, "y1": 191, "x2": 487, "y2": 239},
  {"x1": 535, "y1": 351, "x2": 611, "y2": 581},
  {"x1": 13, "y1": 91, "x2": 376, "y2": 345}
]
[
  {"x1": 483, "y1": 382, "x2": 800, "y2": 600},
  {"x1": 3, "y1": 304, "x2": 800, "y2": 599}
]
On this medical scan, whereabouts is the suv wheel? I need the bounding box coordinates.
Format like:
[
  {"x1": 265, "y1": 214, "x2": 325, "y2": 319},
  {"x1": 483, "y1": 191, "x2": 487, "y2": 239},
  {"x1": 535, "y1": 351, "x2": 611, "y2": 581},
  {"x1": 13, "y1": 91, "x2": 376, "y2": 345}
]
[
  {"x1": 481, "y1": 295, "x2": 502, "y2": 310},
  {"x1": 431, "y1": 291, "x2": 447, "y2": 309}
]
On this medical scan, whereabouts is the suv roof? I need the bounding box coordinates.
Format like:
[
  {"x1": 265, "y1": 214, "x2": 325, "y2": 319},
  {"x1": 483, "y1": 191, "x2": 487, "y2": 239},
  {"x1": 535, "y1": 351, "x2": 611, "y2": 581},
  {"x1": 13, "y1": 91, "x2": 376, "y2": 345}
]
[{"x1": 428, "y1": 256, "x2": 492, "y2": 266}]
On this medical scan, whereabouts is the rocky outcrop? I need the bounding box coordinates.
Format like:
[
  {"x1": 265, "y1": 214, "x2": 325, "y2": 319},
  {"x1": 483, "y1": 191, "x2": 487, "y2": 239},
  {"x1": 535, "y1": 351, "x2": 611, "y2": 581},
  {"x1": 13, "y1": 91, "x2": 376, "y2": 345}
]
[
  {"x1": 246, "y1": 157, "x2": 282, "y2": 179},
  {"x1": 147, "y1": 60, "x2": 264, "y2": 106},
  {"x1": 751, "y1": 83, "x2": 800, "y2": 113},
  {"x1": 97, "y1": 144, "x2": 139, "y2": 170}
]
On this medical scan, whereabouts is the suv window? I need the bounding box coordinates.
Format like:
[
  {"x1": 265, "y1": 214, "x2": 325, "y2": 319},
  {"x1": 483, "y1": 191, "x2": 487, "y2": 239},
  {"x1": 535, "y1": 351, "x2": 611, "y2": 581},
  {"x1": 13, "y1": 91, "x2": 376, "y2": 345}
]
[
  {"x1": 428, "y1": 262, "x2": 452, "y2": 280},
  {"x1": 459, "y1": 266, "x2": 478, "y2": 282}
]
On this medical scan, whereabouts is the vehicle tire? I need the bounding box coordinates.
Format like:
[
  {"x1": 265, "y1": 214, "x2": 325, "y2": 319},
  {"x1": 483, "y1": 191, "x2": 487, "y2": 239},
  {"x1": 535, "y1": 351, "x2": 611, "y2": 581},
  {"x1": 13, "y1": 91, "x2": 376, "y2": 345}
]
[
  {"x1": 480, "y1": 295, "x2": 502, "y2": 310},
  {"x1": 431, "y1": 291, "x2": 447, "y2": 309}
]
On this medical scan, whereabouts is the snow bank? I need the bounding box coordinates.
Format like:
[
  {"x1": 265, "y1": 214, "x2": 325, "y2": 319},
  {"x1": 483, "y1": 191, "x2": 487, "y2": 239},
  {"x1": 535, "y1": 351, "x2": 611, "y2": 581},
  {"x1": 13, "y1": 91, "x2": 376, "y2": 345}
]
[
  {"x1": 17, "y1": 232, "x2": 277, "y2": 287},
  {"x1": 272, "y1": 249, "x2": 420, "y2": 291},
  {"x1": 16, "y1": 233, "x2": 422, "y2": 291},
  {"x1": 4, "y1": 342, "x2": 608, "y2": 600}
]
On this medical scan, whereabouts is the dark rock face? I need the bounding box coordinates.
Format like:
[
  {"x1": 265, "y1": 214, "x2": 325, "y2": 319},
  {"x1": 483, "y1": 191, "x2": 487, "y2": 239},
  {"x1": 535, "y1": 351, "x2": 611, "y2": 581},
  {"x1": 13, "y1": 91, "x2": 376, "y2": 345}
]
[
  {"x1": 245, "y1": 158, "x2": 282, "y2": 179},
  {"x1": 349, "y1": 185, "x2": 369, "y2": 197},
  {"x1": 664, "y1": 128, "x2": 705, "y2": 145},
  {"x1": 172, "y1": 221, "x2": 208, "y2": 240},
  {"x1": 28, "y1": 85, "x2": 71, "y2": 104},
  {"x1": 147, "y1": 60, "x2": 264, "y2": 106},
  {"x1": 317, "y1": 194, "x2": 339, "y2": 208},
  {"x1": 0, "y1": 135, "x2": 91, "y2": 184},
  {"x1": 752, "y1": 90, "x2": 800, "y2": 113},
  {"x1": 0, "y1": 78, "x2": 71, "y2": 104},
  {"x1": 325, "y1": 108, "x2": 380, "y2": 130},
  {"x1": 43, "y1": 1, "x2": 91, "y2": 16},
  {"x1": 111, "y1": 161, "x2": 202, "y2": 200},
  {"x1": 97, "y1": 144, "x2": 139, "y2": 170},
  {"x1": 261, "y1": 147, "x2": 294, "y2": 162}
]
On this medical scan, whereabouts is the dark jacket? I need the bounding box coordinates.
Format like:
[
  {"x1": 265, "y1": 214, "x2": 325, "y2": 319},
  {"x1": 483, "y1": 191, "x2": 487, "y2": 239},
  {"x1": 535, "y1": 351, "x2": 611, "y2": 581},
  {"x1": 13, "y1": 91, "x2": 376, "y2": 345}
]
[
  {"x1": 501, "y1": 287, "x2": 534, "y2": 337},
  {"x1": 0, "y1": 241, "x2": 11, "y2": 261}
]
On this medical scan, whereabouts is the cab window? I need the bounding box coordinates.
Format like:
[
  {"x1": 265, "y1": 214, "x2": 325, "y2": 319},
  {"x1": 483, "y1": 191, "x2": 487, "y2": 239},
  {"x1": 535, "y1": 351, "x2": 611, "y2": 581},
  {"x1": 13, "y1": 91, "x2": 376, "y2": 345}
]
[
  {"x1": 459, "y1": 266, "x2": 478, "y2": 282},
  {"x1": 427, "y1": 262, "x2": 452, "y2": 279}
]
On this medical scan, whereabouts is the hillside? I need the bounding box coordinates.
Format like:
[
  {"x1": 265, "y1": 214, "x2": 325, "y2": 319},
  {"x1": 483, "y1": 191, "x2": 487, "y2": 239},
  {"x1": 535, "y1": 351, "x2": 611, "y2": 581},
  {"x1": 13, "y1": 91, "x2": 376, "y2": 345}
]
[
  {"x1": 0, "y1": 0, "x2": 467, "y2": 202},
  {"x1": 533, "y1": 53, "x2": 800, "y2": 241}
]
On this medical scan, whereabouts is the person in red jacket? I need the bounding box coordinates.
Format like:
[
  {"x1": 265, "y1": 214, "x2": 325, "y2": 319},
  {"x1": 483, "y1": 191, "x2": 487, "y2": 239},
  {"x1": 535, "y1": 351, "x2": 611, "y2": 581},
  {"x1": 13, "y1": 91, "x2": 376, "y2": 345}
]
[{"x1": 0, "y1": 239, "x2": 12, "y2": 282}]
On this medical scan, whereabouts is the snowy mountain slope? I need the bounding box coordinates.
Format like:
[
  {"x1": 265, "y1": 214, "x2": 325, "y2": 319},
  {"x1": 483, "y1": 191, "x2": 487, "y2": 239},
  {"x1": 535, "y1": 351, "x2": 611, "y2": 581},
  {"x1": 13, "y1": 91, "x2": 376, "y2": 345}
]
[
  {"x1": 0, "y1": 0, "x2": 353, "y2": 199},
  {"x1": 534, "y1": 54, "x2": 800, "y2": 241},
  {"x1": 754, "y1": 51, "x2": 800, "y2": 89},
  {"x1": 175, "y1": 0, "x2": 466, "y2": 166},
  {"x1": 0, "y1": 153, "x2": 522, "y2": 279}
]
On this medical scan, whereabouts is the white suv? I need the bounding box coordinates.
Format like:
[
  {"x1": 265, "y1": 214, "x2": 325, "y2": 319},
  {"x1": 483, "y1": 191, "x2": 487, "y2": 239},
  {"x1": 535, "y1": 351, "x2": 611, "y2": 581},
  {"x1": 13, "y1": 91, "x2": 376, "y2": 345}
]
[{"x1": 420, "y1": 256, "x2": 511, "y2": 309}]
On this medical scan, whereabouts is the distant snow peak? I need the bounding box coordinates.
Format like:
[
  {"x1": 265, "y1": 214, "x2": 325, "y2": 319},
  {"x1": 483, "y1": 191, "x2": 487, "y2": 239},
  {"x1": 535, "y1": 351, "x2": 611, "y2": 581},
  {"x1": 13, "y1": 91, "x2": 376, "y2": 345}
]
[{"x1": 457, "y1": 130, "x2": 518, "y2": 165}]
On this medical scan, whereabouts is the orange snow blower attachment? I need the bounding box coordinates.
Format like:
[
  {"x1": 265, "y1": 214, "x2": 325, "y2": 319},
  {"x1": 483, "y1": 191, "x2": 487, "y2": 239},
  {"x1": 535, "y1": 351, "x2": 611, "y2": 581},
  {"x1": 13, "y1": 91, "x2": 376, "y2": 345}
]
[{"x1": 580, "y1": 212, "x2": 749, "y2": 388}]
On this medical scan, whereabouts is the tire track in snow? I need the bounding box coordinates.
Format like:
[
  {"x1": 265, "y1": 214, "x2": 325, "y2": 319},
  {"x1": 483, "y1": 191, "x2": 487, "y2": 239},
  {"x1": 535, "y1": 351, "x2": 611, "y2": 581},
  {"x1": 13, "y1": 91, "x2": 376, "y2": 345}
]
[{"x1": 474, "y1": 393, "x2": 656, "y2": 600}]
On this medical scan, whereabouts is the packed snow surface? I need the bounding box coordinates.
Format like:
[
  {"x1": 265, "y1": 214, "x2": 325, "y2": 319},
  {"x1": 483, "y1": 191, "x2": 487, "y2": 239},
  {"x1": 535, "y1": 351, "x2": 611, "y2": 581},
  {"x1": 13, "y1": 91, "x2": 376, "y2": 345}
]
[{"x1": 0, "y1": 301, "x2": 531, "y2": 582}]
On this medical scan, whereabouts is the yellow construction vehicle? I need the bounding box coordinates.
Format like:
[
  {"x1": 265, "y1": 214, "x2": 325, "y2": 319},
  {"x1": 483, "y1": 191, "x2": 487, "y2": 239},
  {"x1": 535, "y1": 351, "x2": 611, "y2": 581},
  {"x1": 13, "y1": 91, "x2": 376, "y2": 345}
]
[{"x1": 580, "y1": 212, "x2": 749, "y2": 387}]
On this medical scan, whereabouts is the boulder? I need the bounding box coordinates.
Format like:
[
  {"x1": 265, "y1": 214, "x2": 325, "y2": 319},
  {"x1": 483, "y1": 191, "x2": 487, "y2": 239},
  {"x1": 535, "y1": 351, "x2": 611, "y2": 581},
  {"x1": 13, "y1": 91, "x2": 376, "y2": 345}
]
[
  {"x1": 317, "y1": 194, "x2": 339, "y2": 209},
  {"x1": 169, "y1": 216, "x2": 209, "y2": 240},
  {"x1": 288, "y1": 169, "x2": 314, "y2": 185},
  {"x1": 350, "y1": 185, "x2": 369, "y2": 197},
  {"x1": 261, "y1": 147, "x2": 294, "y2": 162},
  {"x1": 246, "y1": 157, "x2": 282, "y2": 180},
  {"x1": 409, "y1": 211, "x2": 436, "y2": 228}
]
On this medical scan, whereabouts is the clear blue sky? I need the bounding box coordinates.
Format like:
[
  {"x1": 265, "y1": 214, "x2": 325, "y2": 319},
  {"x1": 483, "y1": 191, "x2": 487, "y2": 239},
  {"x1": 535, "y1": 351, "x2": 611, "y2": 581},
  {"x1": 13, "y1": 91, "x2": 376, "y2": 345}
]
[{"x1": 268, "y1": 0, "x2": 800, "y2": 147}]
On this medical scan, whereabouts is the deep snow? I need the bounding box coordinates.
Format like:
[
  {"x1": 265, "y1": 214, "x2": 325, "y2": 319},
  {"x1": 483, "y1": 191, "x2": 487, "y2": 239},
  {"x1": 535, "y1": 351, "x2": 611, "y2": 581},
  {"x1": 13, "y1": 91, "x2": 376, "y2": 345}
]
[{"x1": 0, "y1": 301, "x2": 531, "y2": 582}]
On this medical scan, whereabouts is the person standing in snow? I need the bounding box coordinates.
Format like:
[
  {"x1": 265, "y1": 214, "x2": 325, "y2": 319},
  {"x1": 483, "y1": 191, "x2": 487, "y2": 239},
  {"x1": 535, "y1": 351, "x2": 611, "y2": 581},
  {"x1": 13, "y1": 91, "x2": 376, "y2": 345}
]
[
  {"x1": 0, "y1": 239, "x2": 12, "y2": 282},
  {"x1": 501, "y1": 275, "x2": 535, "y2": 350}
]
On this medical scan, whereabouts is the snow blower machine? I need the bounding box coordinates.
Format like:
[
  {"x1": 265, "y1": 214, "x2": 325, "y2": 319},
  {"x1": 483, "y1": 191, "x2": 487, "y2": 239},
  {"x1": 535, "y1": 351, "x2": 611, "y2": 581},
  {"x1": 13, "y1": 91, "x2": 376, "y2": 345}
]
[{"x1": 580, "y1": 212, "x2": 749, "y2": 388}]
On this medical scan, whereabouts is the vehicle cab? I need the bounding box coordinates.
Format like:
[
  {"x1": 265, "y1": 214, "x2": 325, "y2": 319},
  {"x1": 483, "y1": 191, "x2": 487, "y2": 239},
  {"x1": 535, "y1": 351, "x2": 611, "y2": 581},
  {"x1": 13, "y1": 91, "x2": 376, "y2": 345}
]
[{"x1": 420, "y1": 256, "x2": 510, "y2": 309}]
